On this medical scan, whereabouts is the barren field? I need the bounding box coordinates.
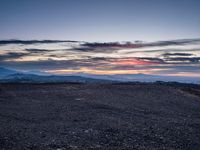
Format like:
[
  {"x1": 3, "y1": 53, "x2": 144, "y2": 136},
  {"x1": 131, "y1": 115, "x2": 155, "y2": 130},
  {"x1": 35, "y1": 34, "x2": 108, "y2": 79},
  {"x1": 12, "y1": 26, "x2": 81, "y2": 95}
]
[{"x1": 0, "y1": 83, "x2": 200, "y2": 150}]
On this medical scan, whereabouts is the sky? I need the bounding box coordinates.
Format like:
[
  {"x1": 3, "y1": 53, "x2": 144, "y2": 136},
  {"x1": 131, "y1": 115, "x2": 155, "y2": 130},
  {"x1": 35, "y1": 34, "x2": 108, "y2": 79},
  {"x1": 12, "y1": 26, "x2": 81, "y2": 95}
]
[{"x1": 0, "y1": 0, "x2": 200, "y2": 77}]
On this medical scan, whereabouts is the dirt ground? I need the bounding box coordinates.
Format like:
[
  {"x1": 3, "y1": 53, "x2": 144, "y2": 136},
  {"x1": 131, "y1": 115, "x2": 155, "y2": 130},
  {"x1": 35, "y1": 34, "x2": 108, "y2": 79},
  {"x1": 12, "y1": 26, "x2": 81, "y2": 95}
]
[{"x1": 0, "y1": 83, "x2": 200, "y2": 150}]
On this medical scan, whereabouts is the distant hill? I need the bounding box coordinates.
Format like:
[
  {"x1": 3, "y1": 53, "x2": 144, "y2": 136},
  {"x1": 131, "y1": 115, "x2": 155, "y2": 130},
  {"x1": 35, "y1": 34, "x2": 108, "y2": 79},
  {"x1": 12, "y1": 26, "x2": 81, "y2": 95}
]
[
  {"x1": 0, "y1": 67, "x2": 18, "y2": 78},
  {"x1": 0, "y1": 72, "x2": 112, "y2": 83},
  {"x1": 0, "y1": 67, "x2": 199, "y2": 84},
  {"x1": 79, "y1": 73, "x2": 200, "y2": 84}
]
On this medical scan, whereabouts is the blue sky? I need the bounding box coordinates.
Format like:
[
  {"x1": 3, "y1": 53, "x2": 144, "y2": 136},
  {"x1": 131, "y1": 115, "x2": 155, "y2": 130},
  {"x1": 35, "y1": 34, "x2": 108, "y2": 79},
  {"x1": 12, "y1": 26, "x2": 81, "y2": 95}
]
[{"x1": 0, "y1": 0, "x2": 200, "y2": 42}]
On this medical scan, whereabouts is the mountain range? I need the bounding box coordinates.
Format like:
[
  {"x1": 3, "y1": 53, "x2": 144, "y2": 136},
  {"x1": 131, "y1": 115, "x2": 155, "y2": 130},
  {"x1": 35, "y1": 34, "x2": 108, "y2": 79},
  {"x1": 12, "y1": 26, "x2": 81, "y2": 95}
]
[{"x1": 0, "y1": 67, "x2": 199, "y2": 84}]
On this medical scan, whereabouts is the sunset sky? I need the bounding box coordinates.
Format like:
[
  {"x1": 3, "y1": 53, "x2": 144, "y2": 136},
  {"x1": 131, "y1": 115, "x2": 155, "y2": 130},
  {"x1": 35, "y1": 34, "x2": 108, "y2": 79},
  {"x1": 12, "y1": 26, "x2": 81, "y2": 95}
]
[{"x1": 0, "y1": 0, "x2": 200, "y2": 77}]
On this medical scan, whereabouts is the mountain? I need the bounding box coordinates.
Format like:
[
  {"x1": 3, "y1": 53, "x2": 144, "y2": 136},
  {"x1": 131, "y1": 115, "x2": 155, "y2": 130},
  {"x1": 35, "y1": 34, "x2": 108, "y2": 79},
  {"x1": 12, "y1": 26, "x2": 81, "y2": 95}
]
[
  {"x1": 0, "y1": 67, "x2": 111, "y2": 83},
  {"x1": 0, "y1": 67, "x2": 18, "y2": 78},
  {"x1": 0, "y1": 73, "x2": 112, "y2": 83},
  {"x1": 0, "y1": 67, "x2": 199, "y2": 84},
  {"x1": 79, "y1": 73, "x2": 200, "y2": 84},
  {"x1": 78, "y1": 73, "x2": 165, "y2": 81}
]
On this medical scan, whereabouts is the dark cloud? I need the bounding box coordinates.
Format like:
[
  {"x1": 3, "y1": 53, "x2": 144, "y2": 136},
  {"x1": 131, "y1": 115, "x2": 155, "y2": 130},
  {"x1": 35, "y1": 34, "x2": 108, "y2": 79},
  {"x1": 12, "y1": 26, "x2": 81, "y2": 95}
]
[
  {"x1": 0, "y1": 52, "x2": 29, "y2": 61},
  {"x1": 144, "y1": 38, "x2": 200, "y2": 47},
  {"x1": 162, "y1": 53, "x2": 193, "y2": 57},
  {"x1": 137, "y1": 56, "x2": 200, "y2": 64},
  {"x1": 76, "y1": 38, "x2": 200, "y2": 52},
  {"x1": 25, "y1": 49, "x2": 52, "y2": 53},
  {"x1": 165, "y1": 57, "x2": 200, "y2": 63},
  {"x1": 81, "y1": 42, "x2": 142, "y2": 49},
  {"x1": 1, "y1": 38, "x2": 200, "y2": 54},
  {"x1": 137, "y1": 57, "x2": 165, "y2": 63},
  {"x1": 0, "y1": 40, "x2": 78, "y2": 45},
  {"x1": 123, "y1": 48, "x2": 200, "y2": 54},
  {"x1": 0, "y1": 49, "x2": 53, "y2": 61},
  {"x1": 70, "y1": 46, "x2": 120, "y2": 53}
]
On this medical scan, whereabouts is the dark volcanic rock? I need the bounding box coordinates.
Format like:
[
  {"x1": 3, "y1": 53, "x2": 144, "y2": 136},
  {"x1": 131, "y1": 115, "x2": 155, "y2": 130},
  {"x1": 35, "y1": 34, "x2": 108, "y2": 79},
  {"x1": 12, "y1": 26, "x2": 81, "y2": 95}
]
[{"x1": 0, "y1": 83, "x2": 200, "y2": 150}]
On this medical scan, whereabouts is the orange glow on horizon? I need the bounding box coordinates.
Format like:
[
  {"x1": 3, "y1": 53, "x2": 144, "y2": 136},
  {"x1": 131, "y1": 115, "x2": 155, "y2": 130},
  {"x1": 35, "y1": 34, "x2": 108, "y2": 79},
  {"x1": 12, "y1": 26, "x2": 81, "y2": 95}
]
[
  {"x1": 111, "y1": 58, "x2": 158, "y2": 66},
  {"x1": 46, "y1": 68, "x2": 140, "y2": 75},
  {"x1": 45, "y1": 67, "x2": 168, "y2": 75}
]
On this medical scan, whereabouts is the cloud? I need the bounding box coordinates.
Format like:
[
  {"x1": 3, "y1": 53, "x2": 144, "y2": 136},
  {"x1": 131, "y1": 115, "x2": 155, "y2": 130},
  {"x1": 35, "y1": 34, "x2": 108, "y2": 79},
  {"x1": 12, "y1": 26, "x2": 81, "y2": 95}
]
[
  {"x1": 0, "y1": 40, "x2": 78, "y2": 45},
  {"x1": 80, "y1": 42, "x2": 142, "y2": 50},
  {"x1": 75, "y1": 38, "x2": 200, "y2": 52},
  {"x1": 25, "y1": 48, "x2": 52, "y2": 53},
  {"x1": 0, "y1": 52, "x2": 29, "y2": 61},
  {"x1": 162, "y1": 53, "x2": 193, "y2": 57},
  {"x1": 144, "y1": 38, "x2": 200, "y2": 47},
  {"x1": 0, "y1": 38, "x2": 200, "y2": 76},
  {"x1": 0, "y1": 56, "x2": 161, "y2": 70},
  {"x1": 0, "y1": 55, "x2": 199, "y2": 76},
  {"x1": 136, "y1": 57, "x2": 165, "y2": 63},
  {"x1": 84, "y1": 57, "x2": 162, "y2": 65},
  {"x1": 165, "y1": 57, "x2": 200, "y2": 63}
]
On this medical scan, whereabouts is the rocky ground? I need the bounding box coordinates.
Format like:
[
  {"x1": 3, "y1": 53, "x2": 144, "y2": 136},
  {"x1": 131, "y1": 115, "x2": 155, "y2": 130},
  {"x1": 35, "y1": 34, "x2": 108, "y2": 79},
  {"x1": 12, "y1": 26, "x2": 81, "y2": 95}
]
[{"x1": 0, "y1": 83, "x2": 200, "y2": 150}]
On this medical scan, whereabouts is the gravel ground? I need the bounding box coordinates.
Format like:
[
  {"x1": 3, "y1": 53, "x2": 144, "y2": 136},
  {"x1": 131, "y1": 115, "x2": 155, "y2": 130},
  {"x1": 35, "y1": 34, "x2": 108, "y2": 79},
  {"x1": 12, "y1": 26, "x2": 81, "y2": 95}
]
[{"x1": 0, "y1": 83, "x2": 200, "y2": 150}]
